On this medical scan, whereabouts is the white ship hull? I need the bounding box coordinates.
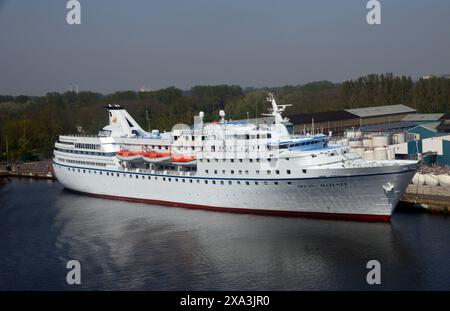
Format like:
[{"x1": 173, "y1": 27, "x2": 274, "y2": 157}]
[{"x1": 53, "y1": 160, "x2": 416, "y2": 222}]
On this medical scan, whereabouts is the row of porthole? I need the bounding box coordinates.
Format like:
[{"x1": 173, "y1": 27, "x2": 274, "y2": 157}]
[
  {"x1": 64, "y1": 166, "x2": 296, "y2": 186},
  {"x1": 205, "y1": 169, "x2": 298, "y2": 175},
  {"x1": 200, "y1": 157, "x2": 289, "y2": 163}
]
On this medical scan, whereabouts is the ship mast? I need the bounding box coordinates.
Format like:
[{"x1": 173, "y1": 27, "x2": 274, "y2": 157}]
[{"x1": 262, "y1": 93, "x2": 291, "y2": 125}]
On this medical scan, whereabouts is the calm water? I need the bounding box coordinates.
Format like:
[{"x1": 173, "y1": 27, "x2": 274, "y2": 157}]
[{"x1": 0, "y1": 178, "x2": 449, "y2": 290}]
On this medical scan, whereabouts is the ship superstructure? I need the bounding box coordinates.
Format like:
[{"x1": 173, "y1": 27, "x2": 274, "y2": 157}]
[{"x1": 53, "y1": 94, "x2": 418, "y2": 221}]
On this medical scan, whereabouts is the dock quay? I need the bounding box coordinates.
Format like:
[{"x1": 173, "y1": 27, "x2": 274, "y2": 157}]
[
  {"x1": 401, "y1": 184, "x2": 450, "y2": 214},
  {"x1": 0, "y1": 160, "x2": 55, "y2": 180}
]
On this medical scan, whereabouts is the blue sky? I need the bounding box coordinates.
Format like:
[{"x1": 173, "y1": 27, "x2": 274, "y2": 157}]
[{"x1": 0, "y1": 0, "x2": 449, "y2": 95}]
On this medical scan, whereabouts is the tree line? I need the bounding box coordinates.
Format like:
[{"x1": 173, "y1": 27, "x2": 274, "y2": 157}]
[{"x1": 1, "y1": 74, "x2": 449, "y2": 161}]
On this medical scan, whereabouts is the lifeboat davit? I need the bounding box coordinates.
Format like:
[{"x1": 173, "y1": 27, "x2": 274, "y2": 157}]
[
  {"x1": 142, "y1": 151, "x2": 172, "y2": 163},
  {"x1": 116, "y1": 150, "x2": 142, "y2": 161},
  {"x1": 171, "y1": 155, "x2": 196, "y2": 165}
]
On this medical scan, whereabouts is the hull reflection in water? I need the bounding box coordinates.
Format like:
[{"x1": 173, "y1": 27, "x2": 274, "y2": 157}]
[{"x1": 1, "y1": 179, "x2": 449, "y2": 290}]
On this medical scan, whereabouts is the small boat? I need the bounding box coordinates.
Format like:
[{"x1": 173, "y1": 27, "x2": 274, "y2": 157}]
[
  {"x1": 171, "y1": 155, "x2": 196, "y2": 165},
  {"x1": 142, "y1": 152, "x2": 172, "y2": 163},
  {"x1": 116, "y1": 150, "x2": 142, "y2": 161}
]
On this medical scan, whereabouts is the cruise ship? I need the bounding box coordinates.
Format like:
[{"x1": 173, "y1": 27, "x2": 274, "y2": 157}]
[{"x1": 52, "y1": 94, "x2": 418, "y2": 221}]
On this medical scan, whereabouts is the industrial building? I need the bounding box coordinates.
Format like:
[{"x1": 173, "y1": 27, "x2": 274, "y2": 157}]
[
  {"x1": 288, "y1": 104, "x2": 417, "y2": 136},
  {"x1": 314, "y1": 110, "x2": 450, "y2": 166},
  {"x1": 343, "y1": 121, "x2": 450, "y2": 166}
]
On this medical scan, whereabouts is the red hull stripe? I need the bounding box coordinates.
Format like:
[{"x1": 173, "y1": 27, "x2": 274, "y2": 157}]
[{"x1": 68, "y1": 189, "x2": 391, "y2": 222}]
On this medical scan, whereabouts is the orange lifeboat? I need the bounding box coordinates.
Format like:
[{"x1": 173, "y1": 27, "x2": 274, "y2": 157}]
[
  {"x1": 116, "y1": 150, "x2": 142, "y2": 161},
  {"x1": 142, "y1": 151, "x2": 172, "y2": 163},
  {"x1": 171, "y1": 155, "x2": 196, "y2": 165}
]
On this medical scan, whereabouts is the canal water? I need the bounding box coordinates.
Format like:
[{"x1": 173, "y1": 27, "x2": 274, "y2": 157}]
[{"x1": 0, "y1": 178, "x2": 449, "y2": 290}]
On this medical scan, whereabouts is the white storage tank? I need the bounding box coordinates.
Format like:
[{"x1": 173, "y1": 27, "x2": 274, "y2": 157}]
[
  {"x1": 374, "y1": 147, "x2": 387, "y2": 160},
  {"x1": 437, "y1": 175, "x2": 450, "y2": 187},
  {"x1": 386, "y1": 146, "x2": 396, "y2": 160},
  {"x1": 362, "y1": 138, "x2": 373, "y2": 148},
  {"x1": 424, "y1": 174, "x2": 439, "y2": 186},
  {"x1": 363, "y1": 149, "x2": 375, "y2": 161},
  {"x1": 349, "y1": 139, "x2": 363, "y2": 148},
  {"x1": 346, "y1": 131, "x2": 355, "y2": 139},
  {"x1": 392, "y1": 133, "x2": 406, "y2": 144},
  {"x1": 353, "y1": 148, "x2": 365, "y2": 157},
  {"x1": 372, "y1": 135, "x2": 390, "y2": 147}
]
